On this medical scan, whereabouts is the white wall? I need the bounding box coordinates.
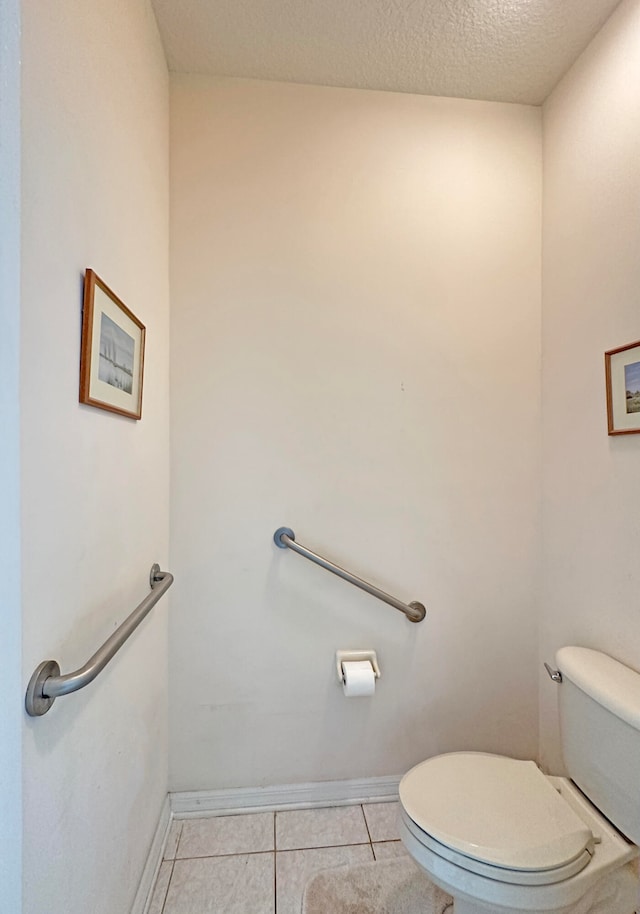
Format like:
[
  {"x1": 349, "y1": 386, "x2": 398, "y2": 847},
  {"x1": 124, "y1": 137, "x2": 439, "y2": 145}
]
[
  {"x1": 169, "y1": 77, "x2": 542, "y2": 791},
  {"x1": 0, "y1": 0, "x2": 23, "y2": 910},
  {"x1": 20, "y1": 3, "x2": 170, "y2": 913},
  {"x1": 540, "y1": 0, "x2": 640, "y2": 773}
]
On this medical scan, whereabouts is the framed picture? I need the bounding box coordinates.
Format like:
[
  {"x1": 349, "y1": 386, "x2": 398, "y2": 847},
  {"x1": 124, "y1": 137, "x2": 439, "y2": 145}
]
[
  {"x1": 79, "y1": 269, "x2": 145, "y2": 419},
  {"x1": 605, "y1": 339, "x2": 640, "y2": 435}
]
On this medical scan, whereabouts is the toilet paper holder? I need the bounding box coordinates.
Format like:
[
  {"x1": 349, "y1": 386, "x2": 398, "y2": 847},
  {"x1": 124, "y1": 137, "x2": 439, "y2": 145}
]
[{"x1": 336, "y1": 650, "x2": 380, "y2": 684}]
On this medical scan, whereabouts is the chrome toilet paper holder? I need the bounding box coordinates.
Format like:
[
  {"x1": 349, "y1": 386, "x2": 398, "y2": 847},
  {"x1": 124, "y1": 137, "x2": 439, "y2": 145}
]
[{"x1": 336, "y1": 650, "x2": 381, "y2": 684}]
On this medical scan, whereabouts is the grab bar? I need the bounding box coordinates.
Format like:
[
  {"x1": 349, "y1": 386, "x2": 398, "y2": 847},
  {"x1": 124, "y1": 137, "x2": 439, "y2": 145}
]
[
  {"x1": 25, "y1": 564, "x2": 174, "y2": 717},
  {"x1": 273, "y1": 527, "x2": 426, "y2": 623}
]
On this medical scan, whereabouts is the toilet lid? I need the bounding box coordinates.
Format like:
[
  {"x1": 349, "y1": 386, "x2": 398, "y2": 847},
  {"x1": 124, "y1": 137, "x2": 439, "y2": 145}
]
[{"x1": 399, "y1": 753, "x2": 594, "y2": 871}]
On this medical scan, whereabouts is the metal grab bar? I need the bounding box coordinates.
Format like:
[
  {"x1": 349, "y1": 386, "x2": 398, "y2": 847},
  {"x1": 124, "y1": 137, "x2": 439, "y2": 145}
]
[
  {"x1": 25, "y1": 564, "x2": 174, "y2": 717},
  {"x1": 273, "y1": 528, "x2": 426, "y2": 623}
]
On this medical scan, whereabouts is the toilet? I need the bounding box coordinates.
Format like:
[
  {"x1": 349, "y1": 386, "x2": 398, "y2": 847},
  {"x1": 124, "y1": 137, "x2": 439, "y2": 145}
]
[{"x1": 398, "y1": 647, "x2": 640, "y2": 914}]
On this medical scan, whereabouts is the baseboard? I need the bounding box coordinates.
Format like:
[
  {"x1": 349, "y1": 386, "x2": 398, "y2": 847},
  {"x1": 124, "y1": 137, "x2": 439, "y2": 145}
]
[
  {"x1": 170, "y1": 774, "x2": 402, "y2": 818},
  {"x1": 130, "y1": 794, "x2": 172, "y2": 914}
]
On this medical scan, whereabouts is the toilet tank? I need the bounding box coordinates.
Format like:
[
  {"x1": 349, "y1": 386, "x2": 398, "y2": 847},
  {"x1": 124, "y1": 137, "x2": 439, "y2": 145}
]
[{"x1": 556, "y1": 646, "x2": 640, "y2": 844}]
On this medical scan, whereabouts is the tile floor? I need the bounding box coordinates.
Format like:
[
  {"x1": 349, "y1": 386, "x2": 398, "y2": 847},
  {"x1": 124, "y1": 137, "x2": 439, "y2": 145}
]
[{"x1": 148, "y1": 801, "x2": 411, "y2": 914}]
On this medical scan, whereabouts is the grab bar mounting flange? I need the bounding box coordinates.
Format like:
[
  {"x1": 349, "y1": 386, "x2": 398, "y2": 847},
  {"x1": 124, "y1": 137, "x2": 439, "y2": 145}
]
[{"x1": 25, "y1": 660, "x2": 61, "y2": 718}]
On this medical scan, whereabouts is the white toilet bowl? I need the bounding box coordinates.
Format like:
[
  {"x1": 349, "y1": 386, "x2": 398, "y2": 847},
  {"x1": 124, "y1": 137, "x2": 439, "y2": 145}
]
[{"x1": 398, "y1": 752, "x2": 638, "y2": 914}]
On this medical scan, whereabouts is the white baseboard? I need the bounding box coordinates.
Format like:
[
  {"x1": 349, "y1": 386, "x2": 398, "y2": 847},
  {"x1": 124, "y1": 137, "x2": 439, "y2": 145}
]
[
  {"x1": 130, "y1": 794, "x2": 172, "y2": 914},
  {"x1": 170, "y1": 774, "x2": 402, "y2": 818}
]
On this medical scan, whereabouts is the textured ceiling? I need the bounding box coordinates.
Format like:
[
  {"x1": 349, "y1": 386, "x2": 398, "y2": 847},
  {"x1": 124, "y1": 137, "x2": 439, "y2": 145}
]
[{"x1": 151, "y1": 0, "x2": 622, "y2": 104}]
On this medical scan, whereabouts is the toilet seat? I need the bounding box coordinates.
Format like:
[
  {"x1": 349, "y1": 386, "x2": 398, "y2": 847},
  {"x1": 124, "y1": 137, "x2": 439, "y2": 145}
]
[
  {"x1": 400, "y1": 807, "x2": 593, "y2": 886},
  {"x1": 399, "y1": 752, "x2": 595, "y2": 884}
]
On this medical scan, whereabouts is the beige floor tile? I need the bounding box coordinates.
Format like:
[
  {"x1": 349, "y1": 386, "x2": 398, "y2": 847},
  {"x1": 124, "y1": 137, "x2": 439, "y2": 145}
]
[
  {"x1": 275, "y1": 805, "x2": 369, "y2": 850},
  {"x1": 164, "y1": 820, "x2": 183, "y2": 860},
  {"x1": 147, "y1": 861, "x2": 172, "y2": 914},
  {"x1": 362, "y1": 802, "x2": 401, "y2": 842},
  {"x1": 276, "y1": 843, "x2": 373, "y2": 914},
  {"x1": 164, "y1": 853, "x2": 274, "y2": 914},
  {"x1": 372, "y1": 840, "x2": 411, "y2": 860},
  {"x1": 176, "y1": 812, "x2": 274, "y2": 859}
]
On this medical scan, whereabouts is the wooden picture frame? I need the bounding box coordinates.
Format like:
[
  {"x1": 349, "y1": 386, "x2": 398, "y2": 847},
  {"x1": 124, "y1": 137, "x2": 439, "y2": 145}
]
[
  {"x1": 605, "y1": 339, "x2": 640, "y2": 435},
  {"x1": 79, "y1": 269, "x2": 145, "y2": 419}
]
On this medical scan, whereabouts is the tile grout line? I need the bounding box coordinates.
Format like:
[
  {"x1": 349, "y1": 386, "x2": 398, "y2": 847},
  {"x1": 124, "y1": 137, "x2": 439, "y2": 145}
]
[
  {"x1": 272, "y1": 840, "x2": 374, "y2": 854},
  {"x1": 273, "y1": 812, "x2": 277, "y2": 914},
  {"x1": 360, "y1": 803, "x2": 376, "y2": 860},
  {"x1": 172, "y1": 821, "x2": 184, "y2": 861},
  {"x1": 159, "y1": 859, "x2": 175, "y2": 914},
  {"x1": 175, "y1": 848, "x2": 276, "y2": 861},
  {"x1": 171, "y1": 839, "x2": 375, "y2": 863},
  {"x1": 159, "y1": 821, "x2": 182, "y2": 914}
]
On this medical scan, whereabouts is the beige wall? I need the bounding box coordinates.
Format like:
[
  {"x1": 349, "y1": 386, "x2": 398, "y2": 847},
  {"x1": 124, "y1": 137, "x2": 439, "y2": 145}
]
[
  {"x1": 20, "y1": 2, "x2": 170, "y2": 913},
  {"x1": 169, "y1": 77, "x2": 542, "y2": 791},
  {"x1": 0, "y1": 0, "x2": 22, "y2": 909},
  {"x1": 540, "y1": 0, "x2": 640, "y2": 773}
]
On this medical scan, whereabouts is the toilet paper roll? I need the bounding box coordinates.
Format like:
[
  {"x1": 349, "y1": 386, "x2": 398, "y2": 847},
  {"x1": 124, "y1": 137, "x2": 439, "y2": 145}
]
[{"x1": 342, "y1": 660, "x2": 376, "y2": 698}]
